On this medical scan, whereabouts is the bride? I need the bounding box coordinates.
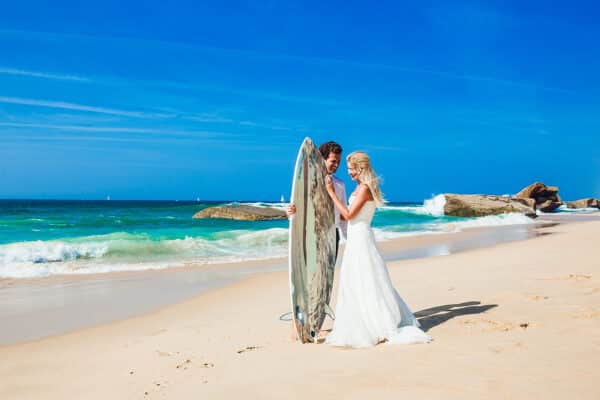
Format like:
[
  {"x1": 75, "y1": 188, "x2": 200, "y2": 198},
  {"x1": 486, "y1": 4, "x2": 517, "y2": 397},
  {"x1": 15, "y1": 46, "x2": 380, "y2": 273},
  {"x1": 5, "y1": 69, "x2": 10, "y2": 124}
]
[{"x1": 324, "y1": 151, "x2": 432, "y2": 348}]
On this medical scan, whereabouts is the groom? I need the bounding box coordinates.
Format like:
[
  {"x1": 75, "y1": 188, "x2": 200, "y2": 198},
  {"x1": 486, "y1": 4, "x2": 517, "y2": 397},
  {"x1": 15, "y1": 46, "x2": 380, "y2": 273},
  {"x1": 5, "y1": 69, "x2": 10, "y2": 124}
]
[{"x1": 287, "y1": 141, "x2": 347, "y2": 256}]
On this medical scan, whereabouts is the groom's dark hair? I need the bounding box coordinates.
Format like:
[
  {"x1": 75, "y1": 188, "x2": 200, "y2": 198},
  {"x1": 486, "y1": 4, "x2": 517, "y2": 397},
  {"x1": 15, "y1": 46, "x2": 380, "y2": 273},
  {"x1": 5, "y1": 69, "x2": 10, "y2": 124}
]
[{"x1": 319, "y1": 141, "x2": 343, "y2": 159}]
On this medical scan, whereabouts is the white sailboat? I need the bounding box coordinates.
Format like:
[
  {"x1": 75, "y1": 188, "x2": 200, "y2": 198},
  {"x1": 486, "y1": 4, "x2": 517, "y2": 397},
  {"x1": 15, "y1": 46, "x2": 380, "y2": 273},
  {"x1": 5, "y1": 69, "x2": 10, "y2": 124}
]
[{"x1": 280, "y1": 194, "x2": 285, "y2": 203}]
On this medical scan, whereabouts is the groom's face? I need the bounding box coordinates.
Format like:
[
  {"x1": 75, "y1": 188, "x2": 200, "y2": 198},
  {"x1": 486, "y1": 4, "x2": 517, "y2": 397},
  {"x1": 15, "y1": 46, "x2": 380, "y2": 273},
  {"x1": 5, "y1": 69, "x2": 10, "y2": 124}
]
[{"x1": 324, "y1": 152, "x2": 341, "y2": 175}]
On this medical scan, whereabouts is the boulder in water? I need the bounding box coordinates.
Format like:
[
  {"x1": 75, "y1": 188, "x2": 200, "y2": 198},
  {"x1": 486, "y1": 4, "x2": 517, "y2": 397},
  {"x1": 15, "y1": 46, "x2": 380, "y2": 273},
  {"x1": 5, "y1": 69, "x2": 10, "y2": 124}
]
[
  {"x1": 443, "y1": 194, "x2": 536, "y2": 218},
  {"x1": 566, "y1": 198, "x2": 600, "y2": 209},
  {"x1": 193, "y1": 205, "x2": 287, "y2": 221},
  {"x1": 514, "y1": 182, "x2": 563, "y2": 212}
]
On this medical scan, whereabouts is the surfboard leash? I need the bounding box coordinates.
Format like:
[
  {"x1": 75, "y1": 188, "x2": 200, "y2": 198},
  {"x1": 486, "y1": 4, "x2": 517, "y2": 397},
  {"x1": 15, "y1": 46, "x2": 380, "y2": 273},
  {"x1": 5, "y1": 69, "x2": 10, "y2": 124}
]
[{"x1": 278, "y1": 311, "x2": 293, "y2": 321}]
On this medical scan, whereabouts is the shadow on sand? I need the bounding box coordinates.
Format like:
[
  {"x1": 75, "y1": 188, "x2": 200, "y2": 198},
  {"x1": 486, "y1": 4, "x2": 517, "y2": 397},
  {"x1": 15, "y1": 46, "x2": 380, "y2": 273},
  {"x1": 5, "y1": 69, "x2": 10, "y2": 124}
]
[{"x1": 415, "y1": 301, "x2": 498, "y2": 331}]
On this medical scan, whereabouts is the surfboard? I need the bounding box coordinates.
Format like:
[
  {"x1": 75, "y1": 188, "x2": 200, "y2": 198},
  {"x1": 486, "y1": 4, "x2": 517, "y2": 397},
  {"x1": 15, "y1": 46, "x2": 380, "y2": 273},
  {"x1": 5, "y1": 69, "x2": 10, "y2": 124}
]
[{"x1": 288, "y1": 137, "x2": 337, "y2": 343}]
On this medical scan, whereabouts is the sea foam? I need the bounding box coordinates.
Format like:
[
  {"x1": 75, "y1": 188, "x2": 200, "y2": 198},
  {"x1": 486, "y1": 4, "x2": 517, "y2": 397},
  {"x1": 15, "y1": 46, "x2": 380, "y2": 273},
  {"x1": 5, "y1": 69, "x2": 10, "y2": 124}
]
[
  {"x1": 373, "y1": 212, "x2": 534, "y2": 240},
  {"x1": 423, "y1": 194, "x2": 447, "y2": 216},
  {"x1": 379, "y1": 194, "x2": 446, "y2": 217},
  {"x1": 438, "y1": 213, "x2": 534, "y2": 232},
  {"x1": 0, "y1": 240, "x2": 109, "y2": 264},
  {"x1": 556, "y1": 205, "x2": 599, "y2": 213},
  {"x1": 0, "y1": 228, "x2": 289, "y2": 279}
]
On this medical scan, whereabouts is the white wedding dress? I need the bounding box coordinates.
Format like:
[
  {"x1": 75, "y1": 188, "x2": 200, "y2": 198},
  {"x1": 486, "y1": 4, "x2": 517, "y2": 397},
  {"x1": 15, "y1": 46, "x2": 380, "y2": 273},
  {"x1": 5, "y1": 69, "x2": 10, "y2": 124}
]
[{"x1": 326, "y1": 196, "x2": 432, "y2": 348}]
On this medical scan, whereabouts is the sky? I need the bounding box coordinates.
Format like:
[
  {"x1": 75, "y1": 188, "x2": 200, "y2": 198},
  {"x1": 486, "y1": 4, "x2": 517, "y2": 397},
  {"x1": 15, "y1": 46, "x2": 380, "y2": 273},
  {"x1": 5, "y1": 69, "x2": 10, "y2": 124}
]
[{"x1": 0, "y1": 0, "x2": 599, "y2": 202}]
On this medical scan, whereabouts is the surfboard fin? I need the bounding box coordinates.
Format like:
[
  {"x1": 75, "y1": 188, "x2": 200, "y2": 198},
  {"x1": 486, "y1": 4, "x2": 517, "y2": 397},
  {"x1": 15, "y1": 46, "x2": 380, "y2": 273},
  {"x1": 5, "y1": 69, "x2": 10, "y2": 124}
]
[{"x1": 324, "y1": 303, "x2": 336, "y2": 320}]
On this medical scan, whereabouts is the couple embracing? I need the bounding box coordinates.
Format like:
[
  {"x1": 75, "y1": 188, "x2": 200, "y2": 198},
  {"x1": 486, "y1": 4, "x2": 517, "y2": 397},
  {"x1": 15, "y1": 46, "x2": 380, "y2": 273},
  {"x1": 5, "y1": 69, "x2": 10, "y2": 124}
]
[{"x1": 289, "y1": 141, "x2": 431, "y2": 348}]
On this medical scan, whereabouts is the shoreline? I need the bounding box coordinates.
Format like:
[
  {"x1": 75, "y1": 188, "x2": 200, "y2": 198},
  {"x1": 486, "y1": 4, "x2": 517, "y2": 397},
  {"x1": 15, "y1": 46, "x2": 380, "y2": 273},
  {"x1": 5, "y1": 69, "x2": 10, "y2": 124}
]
[
  {"x1": 2, "y1": 214, "x2": 598, "y2": 345},
  {"x1": 0, "y1": 217, "x2": 598, "y2": 398}
]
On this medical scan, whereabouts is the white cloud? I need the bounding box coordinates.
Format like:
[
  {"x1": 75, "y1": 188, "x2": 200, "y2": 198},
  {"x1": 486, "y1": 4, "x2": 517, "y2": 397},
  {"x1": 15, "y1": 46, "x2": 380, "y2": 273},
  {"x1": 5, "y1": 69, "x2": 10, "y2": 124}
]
[
  {"x1": 185, "y1": 113, "x2": 234, "y2": 123},
  {"x1": 0, "y1": 67, "x2": 91, "y2": 82},
  {"x1": 0, "y1": 122, "x2": 235, "y2": 137},
  {"x1": 0, "y1": 96, "x2": 172, "y2": 119}
]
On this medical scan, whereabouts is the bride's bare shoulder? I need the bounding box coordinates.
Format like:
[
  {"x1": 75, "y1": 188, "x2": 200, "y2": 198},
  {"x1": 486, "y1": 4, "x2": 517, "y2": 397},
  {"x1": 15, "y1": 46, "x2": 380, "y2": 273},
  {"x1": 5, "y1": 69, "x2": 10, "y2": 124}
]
[{"x1": 357, "y1": 184, "x2": 374, "y2": 200}]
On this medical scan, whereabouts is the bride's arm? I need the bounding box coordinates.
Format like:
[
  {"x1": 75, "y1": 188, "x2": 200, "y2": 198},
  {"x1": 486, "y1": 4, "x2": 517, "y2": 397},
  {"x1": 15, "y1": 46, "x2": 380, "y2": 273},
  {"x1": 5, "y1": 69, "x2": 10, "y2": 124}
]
[{"x1": 326, "y1": 181, "x2": 370, "y2": 221}]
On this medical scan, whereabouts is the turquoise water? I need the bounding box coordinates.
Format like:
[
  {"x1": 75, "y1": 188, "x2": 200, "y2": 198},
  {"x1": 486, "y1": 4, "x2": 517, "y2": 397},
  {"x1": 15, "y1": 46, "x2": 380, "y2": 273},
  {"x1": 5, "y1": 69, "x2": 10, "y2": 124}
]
[
  {"x1": 0, "y1": 200, "x2": 285, "y2": 244},
  {"x1": 0, "y1": 198, "x2": 536, "y2": 278}
]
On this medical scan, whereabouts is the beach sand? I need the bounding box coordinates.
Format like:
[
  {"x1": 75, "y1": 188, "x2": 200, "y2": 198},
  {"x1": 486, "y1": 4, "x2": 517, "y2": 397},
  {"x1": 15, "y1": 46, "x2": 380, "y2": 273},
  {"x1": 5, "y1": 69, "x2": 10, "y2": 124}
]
[
  {"x1": 0, "y1": 221, "x2": 548, "y2": 345},
  {"x1": 1, "y1": 217, "x2": 599, "y2": 399}
]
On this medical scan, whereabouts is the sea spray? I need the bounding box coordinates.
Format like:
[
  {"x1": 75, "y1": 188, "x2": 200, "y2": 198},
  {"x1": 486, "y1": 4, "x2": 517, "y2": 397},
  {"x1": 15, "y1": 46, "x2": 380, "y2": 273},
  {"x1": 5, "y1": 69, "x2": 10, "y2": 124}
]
[{"x1": 423, "y1": 194, "x2": 446, "y2": 217}]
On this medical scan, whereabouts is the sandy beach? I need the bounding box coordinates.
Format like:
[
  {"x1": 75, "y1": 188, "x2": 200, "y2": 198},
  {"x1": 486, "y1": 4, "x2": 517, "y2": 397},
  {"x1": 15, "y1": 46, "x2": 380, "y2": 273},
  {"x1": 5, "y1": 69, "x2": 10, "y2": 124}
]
[
  {"x1": 0, "y1": 220, "x2": 549, "y2": 344},
  {"x1": 1, "y1": 216, "x2": 599, "y2": 399}
]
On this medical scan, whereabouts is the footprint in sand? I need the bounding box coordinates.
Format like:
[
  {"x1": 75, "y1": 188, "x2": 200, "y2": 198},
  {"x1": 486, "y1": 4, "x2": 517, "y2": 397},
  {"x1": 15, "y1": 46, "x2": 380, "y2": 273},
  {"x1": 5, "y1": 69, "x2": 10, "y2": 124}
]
[
  {"x1": 543, "y1": 274, "x2": 592, "y2": 281},
  {"x1": 490, "y1": 341, "x2": 527, "y2": 354},
  {"x1": 527, "y1": 294, "x2": 550, "y2": 301},
  {"x1": 573, "y1": 307, "x2": 600, "y2": 320},
  {"x1": 144, "y1": 381, "x2": 168, "y2": 396},
  {"x1": 461, "y1": 319, "x2": 530, "y2": 332},
  {"x1": 237, "y1": 346, "x2": 260, "y2": 354},
  {"x1": 175, "y1": 358, "x2": 215, "y2": 370},
  {"x1": 175, "y1": 359, "x2": 192, "y2": 370}
]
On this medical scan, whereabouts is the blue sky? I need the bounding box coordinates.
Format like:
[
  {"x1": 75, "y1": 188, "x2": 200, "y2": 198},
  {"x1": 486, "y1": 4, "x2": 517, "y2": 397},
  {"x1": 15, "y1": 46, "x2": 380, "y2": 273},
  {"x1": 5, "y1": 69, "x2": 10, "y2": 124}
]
[{"x1": 1, "y1": 1, "x2": 598, "y2": 201}]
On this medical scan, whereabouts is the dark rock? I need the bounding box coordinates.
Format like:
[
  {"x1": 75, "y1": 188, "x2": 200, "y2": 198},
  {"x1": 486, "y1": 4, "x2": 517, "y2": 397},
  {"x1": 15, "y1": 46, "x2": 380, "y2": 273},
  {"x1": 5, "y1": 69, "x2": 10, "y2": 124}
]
[
  {"x1": 537, "y1": 200, "x2": 562, "y2": 212},
  {"x1": 515, "y1": 182, "x2": 563, "y2": 212},
  {"x1": 515, "y1": 182, "x2": 547, "y2": 199}
]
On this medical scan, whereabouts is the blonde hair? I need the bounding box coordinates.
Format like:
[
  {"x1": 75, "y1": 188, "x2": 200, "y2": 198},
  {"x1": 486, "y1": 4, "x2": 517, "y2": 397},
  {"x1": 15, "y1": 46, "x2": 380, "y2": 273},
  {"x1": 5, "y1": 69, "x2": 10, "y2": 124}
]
[{"x1": 346, "y1": 151, "x2": 386, "y2": 207}]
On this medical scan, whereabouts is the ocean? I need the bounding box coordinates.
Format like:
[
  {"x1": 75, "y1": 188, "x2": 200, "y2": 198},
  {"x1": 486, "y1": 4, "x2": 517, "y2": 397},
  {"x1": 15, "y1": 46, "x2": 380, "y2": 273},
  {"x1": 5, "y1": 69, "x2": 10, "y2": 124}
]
[{"x1": 0, "y1": 196, "x2": 550, "y2": 279}]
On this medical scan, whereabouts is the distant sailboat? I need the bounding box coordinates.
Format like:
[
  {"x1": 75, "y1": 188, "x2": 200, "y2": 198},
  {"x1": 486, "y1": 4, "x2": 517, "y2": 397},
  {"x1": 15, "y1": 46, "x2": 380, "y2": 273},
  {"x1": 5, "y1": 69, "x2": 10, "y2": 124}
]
[
  {"x1": 106, "y1": 195, "x2": 111, "y2": 201},
  {"x1": 196, "y1": 197, "x2": 200, "y2": 202},
  {"x1": 280, "y1": 194, "x2": 285, "y2": 203}
]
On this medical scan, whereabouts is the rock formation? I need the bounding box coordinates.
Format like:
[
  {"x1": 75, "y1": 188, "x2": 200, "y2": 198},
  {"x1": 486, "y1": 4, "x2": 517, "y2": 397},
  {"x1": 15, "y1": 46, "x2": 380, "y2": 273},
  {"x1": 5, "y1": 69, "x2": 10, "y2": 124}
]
[
  {"x1": 514, "y1": 182, "x2": 563, "y2": 212},
  {"x1": 193, "y1": 205, "x2": 287, "y2": 221},
  {"x1": 566, "y1": 198, "x2": 600, "y2": 209},
  {"x1": 443, "y1": 194, "x2": 536, "y2": 218}
]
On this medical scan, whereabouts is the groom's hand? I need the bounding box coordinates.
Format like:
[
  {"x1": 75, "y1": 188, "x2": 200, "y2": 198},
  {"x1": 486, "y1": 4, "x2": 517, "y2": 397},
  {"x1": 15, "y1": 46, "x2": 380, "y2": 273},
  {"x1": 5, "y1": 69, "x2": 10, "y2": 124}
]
[{"x1": 286, "y1": 204, "x2": 296, "y2": 217}]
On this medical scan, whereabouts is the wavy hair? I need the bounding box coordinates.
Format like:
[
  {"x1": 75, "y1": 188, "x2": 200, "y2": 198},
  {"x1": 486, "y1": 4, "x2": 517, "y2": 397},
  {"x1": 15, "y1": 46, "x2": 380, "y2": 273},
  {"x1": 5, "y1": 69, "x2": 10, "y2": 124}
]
[{"x1": 346, "y1": 151, "x2": 386, "y2": 207}]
